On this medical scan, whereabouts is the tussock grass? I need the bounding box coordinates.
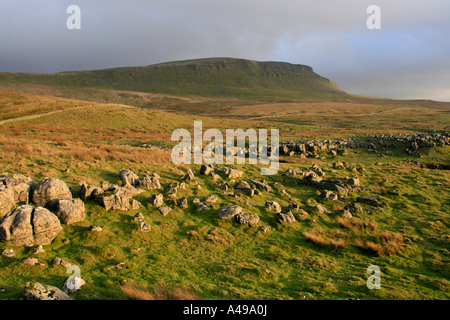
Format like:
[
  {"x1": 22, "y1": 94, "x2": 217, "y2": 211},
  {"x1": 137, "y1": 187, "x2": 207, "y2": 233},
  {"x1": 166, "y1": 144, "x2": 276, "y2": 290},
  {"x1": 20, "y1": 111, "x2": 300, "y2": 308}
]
[
  {"x1": 121, "y1": 282, "x2": 199, "y2": 300},
  {"x1": 0, "y1": 91, "x2": 448, "y2": 300},
  {"x1": 337, "y1": 217, "x2": 379, "y2": 233},
  {"x1": 354, "y1": 231, "x2": 404, "y2": 256},
  {"x1": 303, "y1": 228, "x2": 347, "y2": 251}
]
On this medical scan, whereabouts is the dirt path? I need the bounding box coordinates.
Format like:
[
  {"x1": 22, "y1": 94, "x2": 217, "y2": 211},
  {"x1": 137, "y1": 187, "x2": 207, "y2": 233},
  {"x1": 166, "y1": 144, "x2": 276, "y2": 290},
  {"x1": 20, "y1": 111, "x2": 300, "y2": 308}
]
[{"x1": 0, "y1": 105, "x2": 96, "y2": 126}]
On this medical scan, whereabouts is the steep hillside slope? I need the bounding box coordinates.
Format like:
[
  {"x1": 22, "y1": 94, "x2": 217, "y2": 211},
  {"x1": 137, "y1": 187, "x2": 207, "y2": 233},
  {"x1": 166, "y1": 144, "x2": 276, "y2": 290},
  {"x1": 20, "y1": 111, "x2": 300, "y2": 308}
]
[{"x1": 0, "y1": 58, "x2": 347, "y2": 101}]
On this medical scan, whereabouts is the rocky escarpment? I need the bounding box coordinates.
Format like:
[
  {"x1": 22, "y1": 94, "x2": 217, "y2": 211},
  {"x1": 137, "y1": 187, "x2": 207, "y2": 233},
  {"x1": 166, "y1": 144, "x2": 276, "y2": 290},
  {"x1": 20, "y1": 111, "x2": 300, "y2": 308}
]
[{"x1": 280, "y1": 132, "x2": 449, "y2": 158}]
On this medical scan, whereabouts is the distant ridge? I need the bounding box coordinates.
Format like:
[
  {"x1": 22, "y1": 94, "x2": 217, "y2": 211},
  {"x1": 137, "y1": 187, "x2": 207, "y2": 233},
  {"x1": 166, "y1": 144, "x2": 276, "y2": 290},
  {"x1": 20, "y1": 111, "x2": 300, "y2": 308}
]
[{"x1": 0, "y1": 57, "x2": 348, "y2": 101}]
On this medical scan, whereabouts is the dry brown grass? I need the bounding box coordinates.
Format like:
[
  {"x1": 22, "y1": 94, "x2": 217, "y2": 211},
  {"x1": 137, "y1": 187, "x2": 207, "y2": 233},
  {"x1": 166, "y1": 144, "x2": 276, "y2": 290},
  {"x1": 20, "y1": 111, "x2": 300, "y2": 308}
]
[
  {"x1": 0, "y1": 91, "x2": 95, "y2": 120},
  {"x1": 304, "y1": 229, "x2": 327, "y2": 247},
  {"x1": 337, "y1": 217, "x2": 379, "y2": 233},
  {"x1": 328, "y1": 238, "x2": 347, "y2": 251},
  {"x1": 121, "y1": 283, "x2": 199, "y2": 300},
  {"x1": 354, "y1": 231, "x2": 404, "y2": 256},
  {"x1": 303, "y1": 228, "x2": 347, "y2": 251},
  {"x1": 0, "y1": 136, "x2": 170, "y2": 164}
]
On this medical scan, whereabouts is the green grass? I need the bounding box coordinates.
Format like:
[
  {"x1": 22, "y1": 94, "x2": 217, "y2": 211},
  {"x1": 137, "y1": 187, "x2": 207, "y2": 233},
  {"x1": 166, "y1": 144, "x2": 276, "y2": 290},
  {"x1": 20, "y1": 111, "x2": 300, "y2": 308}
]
[
  {"x1": 0, "y1": 144, "x2": 448, "y2": 300},
  {"x1": 0, "y1": 58, "x2": 347, "y2": 102},
  {"x1": 0, "y1": 92, "x2": 449, "y2": 300}
]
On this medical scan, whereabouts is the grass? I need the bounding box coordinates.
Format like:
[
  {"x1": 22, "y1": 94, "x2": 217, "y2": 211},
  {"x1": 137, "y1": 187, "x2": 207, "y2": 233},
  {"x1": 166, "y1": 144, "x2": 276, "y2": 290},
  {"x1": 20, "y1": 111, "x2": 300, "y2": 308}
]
[
  {"x1": 121, "y1": 282, "x2": 199, "y2": 300},
  {"x1": 0, "y1": 91, "x2": 96, "y2": 121},
  {"x1": 0, "y1": 91, "x2": 449, "y2": 301},
  {"x1": 0, "y1": 58, "x2": 347, "y2": 102}
]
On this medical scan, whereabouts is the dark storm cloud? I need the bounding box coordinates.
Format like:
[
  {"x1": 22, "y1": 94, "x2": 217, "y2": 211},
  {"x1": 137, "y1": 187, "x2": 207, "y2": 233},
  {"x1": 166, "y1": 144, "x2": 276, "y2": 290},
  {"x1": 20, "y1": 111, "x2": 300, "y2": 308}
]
[{"x1": 0, "y1": 0, "x2": 449, "y2": 101}]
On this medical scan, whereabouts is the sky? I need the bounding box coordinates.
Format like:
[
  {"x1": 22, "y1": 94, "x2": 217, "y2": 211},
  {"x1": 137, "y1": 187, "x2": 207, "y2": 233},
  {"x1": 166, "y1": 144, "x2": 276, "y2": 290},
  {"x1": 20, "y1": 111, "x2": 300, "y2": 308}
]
[{"x1": 1, "y1": 0, "x2": 449, "y2": 101}]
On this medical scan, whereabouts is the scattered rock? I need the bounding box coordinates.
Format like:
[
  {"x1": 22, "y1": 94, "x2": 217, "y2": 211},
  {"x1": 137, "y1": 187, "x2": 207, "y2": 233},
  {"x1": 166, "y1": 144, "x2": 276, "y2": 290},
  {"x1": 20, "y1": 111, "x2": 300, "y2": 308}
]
[
  {"x1": 138, "y1": 221, "x2": 151, "y2": 232},
  {"x1": 289, "y1": 203, "x2": 301, "y2": 211},
  {"x1": 53, "y1": 257, "x2": 72, "y2": 268},
  {"x1": 356, "y1": 196, "x2": 379, "y2": 207},
  {"x1": 0, "y1": 186, "x2": 15, "y2": 218},
  {"x1": 342, "y1": 211, "x2": 353, "y2": 218},
  {"x1": 234, "y1": 181, "x2": 251, "y2": 190},
  {"x1": 131, "y1": 200, "x2": 142, "y2": 210},
  {"x1": 265, "y1": 200, "x2": 282, "y2": 213},
  {"x1": 2, "y1": 248, "x2": 15, "y2": 258},
  {"x1": 133, "y1": 212, "x2": 145, "y2": 222},
  {"x1": 0, "y1": 205, "x2": 62, "y2": 246},
  {"x1": 218, "y1": 205, "x2": 243, "y2": 219},
  {"x1": 302, "y1": 171, "x2": 323, "y2": 184},
  {"x1": 79, "y1": 183, "x2": 103, "y2": 201},
  {"x1": 183, "y1": 169, "x2": 195, "y2": 182},
  {"x1": 276, "y1": 209, "x2": 297, "y2": 224},
  {"x1": 167, "y1": 187, "x2": 178, "y2": 199},
  {"x1": 200, "y1": 164, "x2": 214, "y2": 175},
  {"x1": 33, "y1": 245, "x2": 45, "y2": 255},
  {"x1": 97, "y1": 193, "x2": 130, "y2": 211},
  {"x1": 168, "y1": 181, "x2": 179, "y2": 189},
  {"x1": 235, "y1": 212, "x2": 260, "y2": 227},
  {"x1": 32, "y1": 178, "x2": 72, "y2": 208},
  {"x1": 149, "y1": 194, "x2": 164, "y2": 207},
  {"x1": 24, "y1": 282, "x2": 72, "y2": 300},
  {"x1": 320, "y1": 190, "x2": 338, "y2": 201},
  {"x1": 345, "y1": 203, "x2": 364, "y2": 213},
  {"x1": 224, "y1": 167, "x2": 243, "y2": 179},
  {"x1": 89, "y1": 225, "x2": 103, "y2": 232},
  {"x1": 101, "y1": 182, "x2": 117, "y2": 192},
  {"x1": 347, "y1": 177, "x2": 360, "y2": 186},
  {"x1": 140, "y1": 175, "x2": 161, "y2": 189},
  {"x1": 54, "y1": 198, "x2": 86, "y2": 225},
  {"x1": 250, "y1": 179, "x2": 271, "y2": 192},
  {"x1": 2, "y1": 174, "x2": 35, "y2": 205},
  {"x1": 260, "y1": 226, "x2": 270, "y2": 234},
  {"x1": 313, "y1": 204, "x2": 328, "y2": 214},
  {"x1": 211, "y1": 172, "x2": 222, "y2": 181},
  {"x1": 197, "y1": 202, "x2": 210, "y2": 211},
  {"x1": 114, "y1": 182, "x2": 140, "y2": 199},
  {"x1": 108, "y1": 262, "x2": 126, "y2": 270},
  {"x1": 332, "y1": 161, "x2": 345, "y2": 169},
  {"x1": 204, "y1": 195, "x2": 219, "y2": 203},
  {"x1": 158, "y1": 206, "x2": 171, "y2": 216},
  {"x1": 173, "y1": 197, "x2": 188, "y2": 209},
  {"x1": 118, "y1": 169, "x2": 140, "y2": 186},
  {"x1": 22, "y1": 257, "x2": 44, "y2": 266}
]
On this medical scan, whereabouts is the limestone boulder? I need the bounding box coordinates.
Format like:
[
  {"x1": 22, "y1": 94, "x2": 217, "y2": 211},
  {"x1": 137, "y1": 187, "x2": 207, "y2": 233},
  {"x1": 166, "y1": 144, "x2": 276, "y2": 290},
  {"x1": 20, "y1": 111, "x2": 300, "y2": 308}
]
[
  {"x1": 140, "y1": 175, "x2": 161, "y2": 189},
  {"x1": 32, "y1": 178, "x2": 72, "y2": 208},
  {"x1": 54, "y1": 198, "x2": 86, "y2": 225},
  {"x1": 118, "y1": 169, "x2": 140, "y2": 186},
  {"x1": 276, "y1": 209, "x2": 297, "y2": 224},
  {"x1": 218, "y1": 205, "x2": 242, "y2": 219},
  {"x1": 0, "y1": 205, "x2": 62, "y2": 246},
  {"x1": 24, "y1": 282, "x2": 72, "y2": 300},
  {"x1": 265, "y1": 200, "x2": 282, "y2": 213},
  {"x1": 0, "y1": 186, "x2": 15, "y2": 218},
  {"x1": 149, "y1": 194, "x2": 164, "y2": 207}
]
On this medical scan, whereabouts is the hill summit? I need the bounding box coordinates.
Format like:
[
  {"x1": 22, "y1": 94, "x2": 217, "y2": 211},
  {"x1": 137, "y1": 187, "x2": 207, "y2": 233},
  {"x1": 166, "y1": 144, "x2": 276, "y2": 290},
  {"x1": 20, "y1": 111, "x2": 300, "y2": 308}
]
[{"x1": 0, "y1": 58, "x2": 347, "y2": 101}]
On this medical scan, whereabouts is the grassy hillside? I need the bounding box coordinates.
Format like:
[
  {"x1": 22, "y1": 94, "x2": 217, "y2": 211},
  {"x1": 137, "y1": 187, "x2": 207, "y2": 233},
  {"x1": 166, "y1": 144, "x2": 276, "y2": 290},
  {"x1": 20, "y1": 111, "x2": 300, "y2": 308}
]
[
  {"x1": 0, "y1": 58, "x2": 347, "y2": 102},
  {"x1": 0, "y1": 91, "x2": 98, "y2": 121},
  {"x1": 0, "y1": 92, "x2": 449, "y2": 300}
]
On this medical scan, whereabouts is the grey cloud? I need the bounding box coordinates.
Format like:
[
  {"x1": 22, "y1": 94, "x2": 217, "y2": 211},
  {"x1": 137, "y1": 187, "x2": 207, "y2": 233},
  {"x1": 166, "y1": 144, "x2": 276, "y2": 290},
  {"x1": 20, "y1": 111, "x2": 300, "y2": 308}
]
[{"x1": 0, "y1": 0, "x2": 449, "y2": 101}]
